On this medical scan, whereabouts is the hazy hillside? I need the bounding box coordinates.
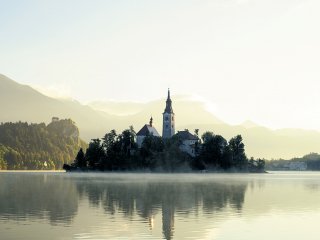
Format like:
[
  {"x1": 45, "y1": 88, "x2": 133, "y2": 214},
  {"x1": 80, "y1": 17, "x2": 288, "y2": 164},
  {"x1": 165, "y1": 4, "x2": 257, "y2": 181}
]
[
  {"x1": 89, "y1": 96, "x2": 223, "y2": 132},
  {"x1": 0, "y1": 74, "x2": 223, "y2": 139},
  {"x1": 90, "y1": 100, "x2": 320, "y2": 159},
  {"x1": 180, "y1": 123, "x2": 320, "y2": 159},
  {"x1": 1, "y1": 74, "x2": 320, "y2": 159},
  {"x1": 89, "y1": 101, "x2": 145, "y2": 116},
  {"x1": 0, "y1": 74, "x2": 124, "y2": 140}
]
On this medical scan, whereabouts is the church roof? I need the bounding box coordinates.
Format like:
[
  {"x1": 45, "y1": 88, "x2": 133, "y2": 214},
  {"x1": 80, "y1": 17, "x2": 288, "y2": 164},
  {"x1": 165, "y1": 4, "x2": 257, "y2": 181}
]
[
  {"x1": 176, "y1": 130, "x2": 199, "y2": 141},
  {"x1": 137, "y1": 124, "x2": 160, "y2": 137}
]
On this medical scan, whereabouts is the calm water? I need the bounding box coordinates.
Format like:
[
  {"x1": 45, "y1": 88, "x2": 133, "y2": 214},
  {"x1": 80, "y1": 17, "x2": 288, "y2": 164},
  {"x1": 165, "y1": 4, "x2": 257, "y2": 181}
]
[{"x1": 1, "y1": 172, "x2": 320, "y2": 240}]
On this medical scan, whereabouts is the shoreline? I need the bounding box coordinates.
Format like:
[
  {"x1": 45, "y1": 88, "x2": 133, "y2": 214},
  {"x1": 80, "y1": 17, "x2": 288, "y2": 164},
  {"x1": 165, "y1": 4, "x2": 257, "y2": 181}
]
[{"x1": 0, "y1": 170, "x2": 65, "y2": 173}]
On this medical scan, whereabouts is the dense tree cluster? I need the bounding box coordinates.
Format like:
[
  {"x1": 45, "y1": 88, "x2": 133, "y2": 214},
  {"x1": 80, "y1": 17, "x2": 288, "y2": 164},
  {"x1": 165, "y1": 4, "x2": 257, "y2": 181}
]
[
  {"x1": 0, "y1": 120, "x2": 87, "y2": 170},
  {"x1": 68, "y1": 127, "x2": 265, "y2": 172},
  {"x1": 302, "y1": 153, "x2": 320, "y2": 170},
  {"x1": 195, "y1": 132, "x2": 247, "y2": 171}
]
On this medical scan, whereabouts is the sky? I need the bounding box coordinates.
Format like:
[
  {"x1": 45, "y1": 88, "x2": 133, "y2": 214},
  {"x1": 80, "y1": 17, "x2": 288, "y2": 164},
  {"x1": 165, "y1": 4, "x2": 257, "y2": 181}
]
[{"x1": 1, "y1": 0, "x2": 320, "y2": 130}]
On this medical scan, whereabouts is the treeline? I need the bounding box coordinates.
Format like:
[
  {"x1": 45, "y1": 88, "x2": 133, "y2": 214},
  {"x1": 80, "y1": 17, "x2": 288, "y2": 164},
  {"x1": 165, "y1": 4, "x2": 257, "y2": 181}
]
[
  {"x1": 66, "y1": 127, "x2": 265, "y2": 172},
  {"x1": 266, "y1": 152, "x2": 320, "y2": 170},
  {"x1": 0, "y1": 120, "x2": 87, "y2": 170}
]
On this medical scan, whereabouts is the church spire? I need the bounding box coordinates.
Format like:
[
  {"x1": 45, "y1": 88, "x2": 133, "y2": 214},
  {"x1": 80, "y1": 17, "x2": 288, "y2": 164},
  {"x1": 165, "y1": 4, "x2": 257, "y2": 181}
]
[
  {"x1": 149, "y1": 116, "x2": 153, "y2": 127},
  {"x1": 164, "y1": 88, "x2": 173, "y2": 114},
  {"x1": 162, "y1": 89, "x2": 175, "y2": 139}
]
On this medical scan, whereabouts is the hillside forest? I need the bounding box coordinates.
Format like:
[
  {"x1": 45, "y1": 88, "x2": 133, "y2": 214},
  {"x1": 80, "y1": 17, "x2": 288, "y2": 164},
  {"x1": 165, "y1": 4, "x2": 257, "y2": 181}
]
[{"x1": 0, "y1": 119, "x2": 87, "y2": 170}]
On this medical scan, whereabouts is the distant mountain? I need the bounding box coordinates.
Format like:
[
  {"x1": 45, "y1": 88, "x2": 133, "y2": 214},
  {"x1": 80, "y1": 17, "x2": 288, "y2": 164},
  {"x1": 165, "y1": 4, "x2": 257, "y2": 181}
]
[
  {"x1": 1, "y1": 74, "x2": 320, "y2": 159},
  {"x1": 180, "y1": 123, "x2": 320, "y2": 159},
  {"x1": 89, "y1": 96, "x2": 223, "y2": 130},
  {"x1": 0, "y1": 74, "x2": 223, "y2": 139},
  {"x1": 93, "y1": 101, "x2": 320, "y2": 159},
  {"x1": 89, "y1": 101, "x2": 145, "y2": 116},
  {"x1": 0, "y1": 74, "x2": 124, "y2": 140},
  {"x1": 240, "y1": 120, "x2": 260, "y2": 129}
]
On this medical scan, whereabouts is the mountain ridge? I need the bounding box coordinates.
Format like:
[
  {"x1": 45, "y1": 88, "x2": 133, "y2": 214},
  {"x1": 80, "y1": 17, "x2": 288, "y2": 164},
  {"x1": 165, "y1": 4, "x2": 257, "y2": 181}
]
[{"x1": 1, "y1": 74, "x2": 319, "y2": 159}]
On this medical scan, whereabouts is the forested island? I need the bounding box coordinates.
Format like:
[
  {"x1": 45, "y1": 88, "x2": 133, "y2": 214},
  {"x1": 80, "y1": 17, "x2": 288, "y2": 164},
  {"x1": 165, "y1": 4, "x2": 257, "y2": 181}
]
[
  {"x1": 0, "y1": 119, "x2": 87, "y2": 170},
  {"x1": 64, "y1": 126, "x2": 266, "y2": 173}
]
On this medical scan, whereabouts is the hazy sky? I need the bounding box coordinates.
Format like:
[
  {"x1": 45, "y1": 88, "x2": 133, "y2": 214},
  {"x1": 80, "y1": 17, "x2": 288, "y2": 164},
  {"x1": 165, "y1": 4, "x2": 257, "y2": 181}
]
[{"x1": 1, "y1": 0, "x2": 320, "y2": 130}]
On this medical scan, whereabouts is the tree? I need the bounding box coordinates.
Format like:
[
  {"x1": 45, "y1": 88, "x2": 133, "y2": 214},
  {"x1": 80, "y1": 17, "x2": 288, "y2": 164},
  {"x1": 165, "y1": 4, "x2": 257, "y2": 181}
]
[
  {"x1": 75, "y1": 148, "x2": 86, "y2": 168},
  {"x1": 119, "y1": 126, "x2": 137, "y2": 156},
  {"x1": 102, "y1": 130, "x2": 117, "y2": 152},
  {"x1": 229, "y1": 135, "x2": 247, "y2": 170},
  {"x1": 199, "y1": 132, "x2": 228, "y2": 169},
  {"x1": 140, "y1": 135, "x2": 164, "y2": 169},
  {"x1": 85, "y1": 139, "x2": 105, "y2": 169},
  {"x1": 248, "y1": 157, "x2": 265, "y2": 172},
  {"x1": 100, "y1": 127, "x2": 139, "y2": 170},
  {"x1": 162, "y1": 135, "x2": 190, "y2": 172},
  {"x1": 257, "y1": 159, "x2": 265, "y2": 172},
  {"x1": 4, "y1": 150, "x2": 20, "y2": 170},
  {"x1": 221, "y1": 145, "x2": 232, "y2": 170}
]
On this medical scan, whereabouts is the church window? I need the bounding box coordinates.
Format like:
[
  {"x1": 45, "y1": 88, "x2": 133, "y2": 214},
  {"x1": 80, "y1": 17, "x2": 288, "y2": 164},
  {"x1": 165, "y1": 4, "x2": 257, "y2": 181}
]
[
  {"x1": 165, "y1": 116, "x2": 168, "y2": 121},
  {"x1": 166, "y1": 125, "x2": 168, "y2": 129},
  {"x1": 172, "y1": 117, "x2": 174, "y2": 121}
]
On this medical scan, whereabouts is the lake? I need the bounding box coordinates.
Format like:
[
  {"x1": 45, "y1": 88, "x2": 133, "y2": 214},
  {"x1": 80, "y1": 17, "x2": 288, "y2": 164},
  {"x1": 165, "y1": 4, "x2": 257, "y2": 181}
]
[{"x1": 1, "y1": 171, "x2": 320, "y2": 240}]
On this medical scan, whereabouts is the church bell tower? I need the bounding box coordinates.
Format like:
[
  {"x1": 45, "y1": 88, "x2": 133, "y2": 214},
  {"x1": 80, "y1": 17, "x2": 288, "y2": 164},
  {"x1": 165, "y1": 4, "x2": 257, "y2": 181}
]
[{"x1": 162, "y1": 89, "x2": 175, "y2": 139}]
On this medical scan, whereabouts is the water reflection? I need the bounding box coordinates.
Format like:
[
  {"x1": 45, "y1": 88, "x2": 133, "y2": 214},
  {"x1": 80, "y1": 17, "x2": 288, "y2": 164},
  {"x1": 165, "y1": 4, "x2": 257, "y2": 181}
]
[
  {"x1": 77, "y1": 179, "x2": 248, "y2": 240},
  {"x1": 2, "y1": 172, "x2": 320, "y2": 239},
  {"x1": 0, "y1": 173, "x2": 249, "y2": 240},
  {"x1": 0, "y1": 173, "x2": 78, "y2": 225}
]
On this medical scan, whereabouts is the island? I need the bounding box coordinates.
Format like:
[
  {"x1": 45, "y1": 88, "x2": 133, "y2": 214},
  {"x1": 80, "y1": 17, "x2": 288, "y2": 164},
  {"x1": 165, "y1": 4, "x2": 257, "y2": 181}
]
[{"x1": 64, "y1": 90, "x2": 265, "y2": 173}]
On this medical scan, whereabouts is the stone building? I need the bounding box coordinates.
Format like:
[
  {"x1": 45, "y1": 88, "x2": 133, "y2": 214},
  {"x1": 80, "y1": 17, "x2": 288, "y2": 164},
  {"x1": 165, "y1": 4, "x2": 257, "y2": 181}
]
[
  {"x1": 176, "y1": 130, "x2": 199, "y2": 157},
  {"x1": 136, "y1": 117, "x2": 160, "y2": 148},
  {"x1": 51, "y1": 117, "x2": 59, "y2": 122}
]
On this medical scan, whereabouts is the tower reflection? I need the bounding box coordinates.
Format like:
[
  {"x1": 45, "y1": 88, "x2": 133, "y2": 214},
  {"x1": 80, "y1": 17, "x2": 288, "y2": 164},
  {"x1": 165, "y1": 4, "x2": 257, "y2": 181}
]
[
  {"x1": 0, "y1": 173, "x2": 249, "y2": 240},
  {"x1": 75, "y1": 175, "x2": 249, "y2": 239}
]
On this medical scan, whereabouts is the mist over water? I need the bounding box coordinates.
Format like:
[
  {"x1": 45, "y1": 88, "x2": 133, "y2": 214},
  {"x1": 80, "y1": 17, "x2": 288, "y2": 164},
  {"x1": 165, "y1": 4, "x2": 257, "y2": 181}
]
[{"x1": 1, "y1": 172, "x2": 320, "y2": 239}]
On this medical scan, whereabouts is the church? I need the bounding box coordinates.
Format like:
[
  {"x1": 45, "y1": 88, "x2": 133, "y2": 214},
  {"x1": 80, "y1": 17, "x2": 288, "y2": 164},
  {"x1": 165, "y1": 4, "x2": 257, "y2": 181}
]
[{"x1": 136, "y1": 89, "x2": 199, "y2": 157}]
